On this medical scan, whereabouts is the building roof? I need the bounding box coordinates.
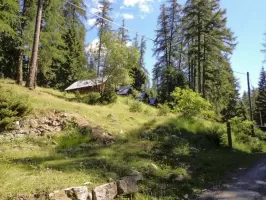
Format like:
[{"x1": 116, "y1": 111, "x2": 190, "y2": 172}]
[
  {"x1": 117, "y1": 86, "x2": 132, "y2": 95},
  {"x1": 148, "y1": 98, "x2": 158, "y2": 105},
  {"x1": 65, "y1": 77, "x2": 107, "y2": 91}
]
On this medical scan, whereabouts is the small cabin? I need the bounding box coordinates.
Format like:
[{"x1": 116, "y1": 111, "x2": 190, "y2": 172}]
[
  {"x1": 148, "y1": 98, "x2": 158, "y2": 106},
  {"x1": 65, "y1": 77, "x2": 107, "y2": 94},
  {"x1": 136, "y1": 92, "x2": 149, "y2": 102},
  {"x1": 116, "y1": 86, "x2": 132, "y2": 95}
]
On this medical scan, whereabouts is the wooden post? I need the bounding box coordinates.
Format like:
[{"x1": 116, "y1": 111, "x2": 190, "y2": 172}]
[
  {"x1": 260, "y1": 111, "x2": 263, "y2": 126},
  {"x1": 247, "y1": 72, "x2": 255, "y2": 136},
  {"x1": 227, "y1": 121, "x2": 232, "y2": 149}
]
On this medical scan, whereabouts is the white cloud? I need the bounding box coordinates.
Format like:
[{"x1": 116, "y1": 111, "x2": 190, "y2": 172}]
[
  {"x1": 87, "y1": 18, "x2": 96, "y2": 26},
  {"x1": 123, "y1": 0, "x2": 154, "y2": 13},
  {"x1": 122, "y1": 13, "x2": 134, "y2": 19},
  {"x1": 126, "y1": 41, "x2": 133, "y2": 47},
  {"x1": 86, "y1": 38, "x2": 99, "y2": 53},
  {"x1": 120, "y1": 6, "x2": 125, "y2": 9}
]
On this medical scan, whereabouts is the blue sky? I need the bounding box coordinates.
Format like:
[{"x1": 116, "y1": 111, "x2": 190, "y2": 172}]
[{"x1": 85, "y1": 0, "x2": 266, "y2": 94}]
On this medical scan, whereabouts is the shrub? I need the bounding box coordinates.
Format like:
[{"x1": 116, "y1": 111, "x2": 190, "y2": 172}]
[
  {"x1": 229, "y1": 117, "x2": 254, "y2": 136},
  {"x1": 0, "y1": 88, "x2": 31, "y2": 130},
  {"x1": 100, "y1": 90, "x2": 117, "y2": 104},
  {"x1": 157, "y1": 103, "x2": 171, "y2": 116},
  {"x1": 80, "y1": 92, "x2": 101, "y2": 105},
  {"x1": 171, "y1": 87, "x2": 212, "y2": 119},
  {"x1": 129, "y1": 100, "x2": 143, "y2": 113}
]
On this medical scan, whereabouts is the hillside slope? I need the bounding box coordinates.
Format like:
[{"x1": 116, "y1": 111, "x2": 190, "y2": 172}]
[{"x1": 0, "y1": 79, "x2": 264, "y2": 200}]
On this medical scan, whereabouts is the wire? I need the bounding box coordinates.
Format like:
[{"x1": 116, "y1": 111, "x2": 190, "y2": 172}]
[
  {"x1": 66, "y1": 1, "x2": 155, "y2": 42},
  {"x1": 233, "y1": 70, "x2": 246, "y2": 75}
]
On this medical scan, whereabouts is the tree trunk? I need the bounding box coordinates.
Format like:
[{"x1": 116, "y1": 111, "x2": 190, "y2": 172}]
[
  {"x1": 197, "y1": 12, "x2": 201, "y2": 94},
  {"x1": 16, "y1": 50, "x2": 23, "y2": 85},
  {"x1": 202, "y1": 33, "x2": 206, "y2": 98},
  {"x1": 26, "y1": 0, "x2": 43, "y2": 89},
  {"x1": 97, "y1": 29, "x2": 103, "y2": 78}
]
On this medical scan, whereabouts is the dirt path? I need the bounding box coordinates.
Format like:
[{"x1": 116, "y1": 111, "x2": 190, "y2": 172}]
[{"x1": 199, "y1": 157, "x2": 266, "y2": 200}]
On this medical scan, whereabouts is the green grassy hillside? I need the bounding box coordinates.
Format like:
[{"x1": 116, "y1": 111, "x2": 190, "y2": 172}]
[{"x1": 0, "y1": 79, "x2": 264, "y2": 200}]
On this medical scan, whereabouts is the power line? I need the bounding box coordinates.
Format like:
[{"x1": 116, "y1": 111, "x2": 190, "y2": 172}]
[
  {"x1": 233, "y1": 70, "x2": 246, "y2": 75},
  {"x1": 66, "y1": 1, "x2": 155, "y2": 42}
]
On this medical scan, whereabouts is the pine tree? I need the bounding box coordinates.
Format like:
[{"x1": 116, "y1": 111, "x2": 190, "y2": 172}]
[
  {"x1": 90, "y1": 0, "x2": 112, "y2": 77},
  {"x1": 255, "y1": 67, "x2": 266, "y2": 125},
  {"x1": 26, "y1": 0, "x2": 44, "y2": 89},
  {"x1": 118, "y1": 19, "x2": 130, "y2": 45},
  {"x1": 16, "y1": 0, "x2": 37, "y2": 85},
  {"x1": 0, "y1": 0, "x2": 20, "y2": 77}
]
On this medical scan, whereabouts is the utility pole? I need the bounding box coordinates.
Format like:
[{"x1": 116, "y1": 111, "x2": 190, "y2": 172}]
[{"x1": 247, "y1": 72, "x2": 255, "y2": 136}]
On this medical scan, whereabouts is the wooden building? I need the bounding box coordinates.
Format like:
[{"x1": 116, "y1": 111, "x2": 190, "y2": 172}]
[{"x1": 65, "y1": 77, "x2": 107, "y2": 94}]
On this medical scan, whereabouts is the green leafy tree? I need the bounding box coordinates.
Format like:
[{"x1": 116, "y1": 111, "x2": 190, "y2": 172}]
[{"x1": 171, "y1": 87, "x2": 212, "y2": 118}]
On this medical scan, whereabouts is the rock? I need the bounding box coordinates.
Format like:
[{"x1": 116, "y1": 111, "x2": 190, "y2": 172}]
[
  {"x1": 14, "y1": 121, "x2": 20, "y2": 130},
  {"x1": 29, "y1": 119, "x2": 38, "y2": 128},
  {"x1": 79, "y1": 143, "x2": 91, "y2": 148},
  {"x1": 64, "y1": 186, "x2": 88, "y2": 200},
  {"x1": 149, "y1": 163, "x2": 159, "y2": 170},
  {"x1": 184, "y1": 194, "x2": 189, "y2": 199},
  {"x1": 15, "y1": 134, "x2": 25, "y2": 138},
  {"x1": 129, "y1": 170, "x2": 143, "y2": 181},
  {"x1": 18, "y1": 129, "x2": 29, "y2": 134},
  {"x1": 92, "y1": 182, "x2": 117, "y2": 200},
  {"x1": 117, "y1": 176, "x2": 141, "y2": 195},
  {"x1": 174, "y1": 175, "x2": 185, "y2": 182},
  {"x1": 107, "y1": 114, "x2": 118, "y2": 122},
  {"x1": 87, "y1": 192, "x2": 92, "y2": 200}
]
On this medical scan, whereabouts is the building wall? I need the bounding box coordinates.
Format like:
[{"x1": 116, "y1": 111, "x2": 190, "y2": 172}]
[{"x1": 68, "y1": 83, "x2": 105, "y2": 94}]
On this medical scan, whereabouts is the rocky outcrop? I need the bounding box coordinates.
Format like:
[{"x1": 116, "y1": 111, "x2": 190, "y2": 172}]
[{"x1": 0, "y1": 111, "x2": 115, "y2": 145}]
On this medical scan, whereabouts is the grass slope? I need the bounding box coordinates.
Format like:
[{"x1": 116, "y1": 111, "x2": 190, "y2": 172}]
[{"x1": 0, "y1": 79, "x2": 264, "y2": 200}]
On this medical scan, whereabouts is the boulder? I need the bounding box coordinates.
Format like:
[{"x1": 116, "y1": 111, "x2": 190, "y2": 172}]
[
  {"x1": 117, "y1": 176, "x2": 141, "y2": 195},
  {"x1": 64, "y1": 186, "x2": 88, "y2": 200},
  {"x1": 92, "y1": 182, "x2": 117, "y2": 200}
]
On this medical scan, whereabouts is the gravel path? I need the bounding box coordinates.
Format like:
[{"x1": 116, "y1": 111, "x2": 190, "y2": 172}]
[{"x1": 199, "y1": 157, "x2": 266, "y2": 200}]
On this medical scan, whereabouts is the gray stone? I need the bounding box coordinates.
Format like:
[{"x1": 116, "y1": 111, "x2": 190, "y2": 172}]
[
  {"x1": 87, "y1": 192, "x2": 92, "y2": 200},
  {"x1": 64, "y1": 186, "x2": 88, "y2": 200},
  {"x1": 92, "y1": 182, "x2": 117, "y2": 200},
  {"x1": 117, "y1": 176, "x2": 140, "y2": 195},
  {"x1": 79, "y1": 143, "x2": 91, "y2": 148},
  {"x1": 175, "y1": 175, "x2": 185, "y2": 182},
  {"x1": 14, "y1": 121, "x2": 20, "y2": 129},
  {"x1": 29, "y1": 120, "x2": 38, "y2": 128}
]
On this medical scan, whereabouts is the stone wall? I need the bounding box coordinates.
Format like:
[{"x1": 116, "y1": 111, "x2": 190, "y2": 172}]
[{"x1": 49, "y1": 175, "x2": 143, "y2": 200}]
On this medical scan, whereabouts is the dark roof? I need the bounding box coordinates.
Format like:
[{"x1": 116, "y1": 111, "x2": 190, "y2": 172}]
[
  {"x1": 136, "y1": 92, "x2": 149, "y2": 101},
  {"x1": 148, "y1": 98, "x2": 158, "y2": 105},
  {"x1": 117, "y1": 86, "x2": 132, "y2": 95},
  {"x1": 65, "y1": 77, "x2": 107, "y2": 91}
]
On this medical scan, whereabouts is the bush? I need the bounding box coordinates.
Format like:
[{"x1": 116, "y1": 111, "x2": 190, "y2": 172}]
[
  {"x1": 129, "y1": 100, "x2": 143, "y2": 113},
  {"x1": 80, "y1": 92, "x2": 101, "y2": 105},
  {"x1": 100, "y1": 90, "x2": 117, "y2": 104},
  {"x1": 171, "y1": 87, "x2": 212, "y2": 119},
  {"x1": 229, "y1": 117, "x2": 254, "y2": 136},
  {"x1": 76, "y1": 90, "x2": 117, "y2": 105},
  {"x1": 157, "y1": 103, "x2": 171, "y2": 116},
  {"x1": 0, "y1": 88, "x2": 31, "y2": 130},
  {"x1": 229, "y1": 117, "x2": 263, "y2": 152}
]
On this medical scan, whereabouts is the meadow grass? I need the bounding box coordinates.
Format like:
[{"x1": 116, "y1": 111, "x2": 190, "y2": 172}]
[{"x1": 0, "y1": 79, "x2": 265, "y2": 199}]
